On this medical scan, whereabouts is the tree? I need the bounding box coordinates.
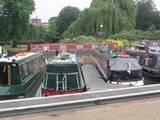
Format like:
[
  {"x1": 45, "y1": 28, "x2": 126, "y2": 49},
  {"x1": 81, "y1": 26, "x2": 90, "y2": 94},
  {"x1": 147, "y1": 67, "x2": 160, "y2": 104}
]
[
  {"x1": 64, "y1": 0, "x2": 136, "y2": 38},
  {"x1": 56, "y1": 6, "x2": 80, "y2": 35},
  {"x1": 27, "y1": 25, "x2": 47, "y2": 42},
  {"x1": 47, "y1": 20, "x2": 58, "y2": 42},
  {"x1": 136, "y1": 0, "x2": 160, "y2": 30},
  {"x1": 0, "y1": 0, "x2": 35, "y2": 46}
]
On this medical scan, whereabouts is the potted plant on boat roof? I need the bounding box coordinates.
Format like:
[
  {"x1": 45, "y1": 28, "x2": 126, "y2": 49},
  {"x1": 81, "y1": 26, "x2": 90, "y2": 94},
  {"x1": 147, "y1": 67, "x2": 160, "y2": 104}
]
[{"x1": 60, "y1": 51, "x2": 69, "y2": 60}]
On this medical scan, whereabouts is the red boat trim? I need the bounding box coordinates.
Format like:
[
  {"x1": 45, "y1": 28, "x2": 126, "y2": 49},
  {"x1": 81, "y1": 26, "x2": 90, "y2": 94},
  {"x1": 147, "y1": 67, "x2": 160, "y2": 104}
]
[
  {"x1": 118, "y1": 54, "x2": 130, "y2": 58},
  {"x1": 42, "y1": 88, "x2": 86, "y2": 96}
]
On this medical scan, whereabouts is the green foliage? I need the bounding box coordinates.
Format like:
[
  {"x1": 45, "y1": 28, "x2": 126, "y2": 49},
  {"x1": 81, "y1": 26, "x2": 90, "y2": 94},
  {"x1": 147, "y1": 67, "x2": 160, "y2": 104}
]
[
  {"x1": 136, "y1": 0, "x2": 160, "y2": 30},
  {"x1": 47, "y1": 20, "x2": 58, "y2": 42},
  {"x1": 64, "y1": 0, "x2": 136, "y2": 38},
  {"x1": 99, "y1": 38, "x2": 140, "y2": 48},
  {"x1": 0, "y1": 0, "x2": 35, "y2": 47},
  {"x1": 59, "y1": 35, "x2": 96, "y2": 43},
  {"x1": 56, "y1": 6, "x2": 80, "y2": 35},
  {"x1": 99, "y1": 39, "x2": 127, "y2": 48},
  {"x1": 109, "y1": 30, "x2": 160, "y2": 40},
  {"x1": 76, "y1": 35, "x2": 96, "y2": 43},
  {"x1": 148, "y1": 24, "x2": 156, "y2": 31},
  {"x1": 27, "y1": 25, "x2": 47, "y2": 42}
]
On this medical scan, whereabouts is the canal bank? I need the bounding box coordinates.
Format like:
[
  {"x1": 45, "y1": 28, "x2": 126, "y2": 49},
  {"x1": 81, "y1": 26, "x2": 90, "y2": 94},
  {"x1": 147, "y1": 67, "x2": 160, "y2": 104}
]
[{"x1": 2, "y1": 97, "x2": 160, "y2": 120}]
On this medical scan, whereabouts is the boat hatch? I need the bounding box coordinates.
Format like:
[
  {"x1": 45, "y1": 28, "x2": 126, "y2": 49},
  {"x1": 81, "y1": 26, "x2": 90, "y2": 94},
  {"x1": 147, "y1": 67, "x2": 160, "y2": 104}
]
[
  {"x1": 46, "y1": 72, "x2": 81, "y2": 91},
  {"x1": 0, "y1": 64, "x2": 11, "y2": 86},
  {"x1": 0, "y1": 63, "x2": 20, "y2": 86}
]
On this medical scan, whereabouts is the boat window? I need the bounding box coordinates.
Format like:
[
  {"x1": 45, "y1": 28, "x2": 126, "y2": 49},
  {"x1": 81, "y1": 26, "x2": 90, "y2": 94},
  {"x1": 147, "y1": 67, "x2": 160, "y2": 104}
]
[
  {"x1": 144, "y1": 58, "x2": 150, "y2": 66},
  {"x1": 11, "y1": 64, "x2": 21, "y2": 84},
  {"x1": 31, "y1": 60, "x2": 36, "y2": 73},
  {"x1": 33, "y1": 59, "x2": 38, "y2": 71},
  {"x1": 154, "y1": 56, "x2": 160, "y2": 69},
  {"x1": 148, "y1": 55, "x2": 157, "y2": 68},
  {"x1": 137, "y1": 56, "x2": 145, "y2": 65},
  {"x1": 20, "y1": 63, "x2": 31, "y2": 80},
  {"x1": 157, "y1": 56, "x2": 160, "y2": 61},
  {"x1": 40, "y1": 56, "x2": 45, "y2": 65},
  {"x1": 0, "y1": 64, "x2": 11, "y2": 86},
  {"x1": 47, "y1": 72, "x2": 81, "y2": 91}
]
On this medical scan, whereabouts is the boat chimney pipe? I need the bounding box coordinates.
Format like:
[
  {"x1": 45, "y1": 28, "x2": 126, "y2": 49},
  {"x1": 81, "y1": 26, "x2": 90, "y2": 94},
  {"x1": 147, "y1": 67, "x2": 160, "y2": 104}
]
[{"x1": 0, "y1": 46, "x2": 2, "y2": 58}]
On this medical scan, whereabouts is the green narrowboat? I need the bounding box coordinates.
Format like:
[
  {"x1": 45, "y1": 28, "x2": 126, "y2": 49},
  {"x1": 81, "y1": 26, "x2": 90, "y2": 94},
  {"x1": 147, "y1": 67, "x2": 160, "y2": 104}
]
[
  {"x1": 42, "y1": 52, "x2": 87, "y2": 96},
  {"x1": 0, "y1": 52, "x2": 45, "y2": 100}
]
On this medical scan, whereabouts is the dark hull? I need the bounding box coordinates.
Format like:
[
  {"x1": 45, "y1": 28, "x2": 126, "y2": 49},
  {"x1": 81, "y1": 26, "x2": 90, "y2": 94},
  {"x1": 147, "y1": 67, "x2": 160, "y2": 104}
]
[
  {"x1": 142, "y1": 68, "x2": 160, "y2": 78},
  {"x1": 24, "y1": 70, "x2": 45, "y2": 98},
  {"x1": 0, "y1": 69, "x2": 45, "y2": 100},
  {"x1": 110, "y1": 70, "x2": 142, "y2": 81},
  {"x1": 0, "y1": 93, "x2": 25, "y2": 100}
]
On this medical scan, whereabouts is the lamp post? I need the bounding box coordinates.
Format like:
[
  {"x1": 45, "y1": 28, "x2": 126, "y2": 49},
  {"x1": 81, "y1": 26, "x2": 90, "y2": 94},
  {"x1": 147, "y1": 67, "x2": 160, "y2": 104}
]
[
  {"x1": 100, "y1": 24, "x2": 103, "y2": 29},
  {"x1": 97, "y1": 24, "x2": 105, "y2": 41},
  {"x1": 100, "y1": 24, "x2": 103, "y2": 41}
]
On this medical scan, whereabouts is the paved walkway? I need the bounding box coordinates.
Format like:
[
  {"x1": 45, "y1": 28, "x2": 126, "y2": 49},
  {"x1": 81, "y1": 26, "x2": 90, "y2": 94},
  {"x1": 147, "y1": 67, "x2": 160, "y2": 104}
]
[
  {"x1": 82, "y1": 65, "x2": 127, "y2": 91},
  {"x1": 2, "y1": 98, "x2": 160, "y2": 120}
]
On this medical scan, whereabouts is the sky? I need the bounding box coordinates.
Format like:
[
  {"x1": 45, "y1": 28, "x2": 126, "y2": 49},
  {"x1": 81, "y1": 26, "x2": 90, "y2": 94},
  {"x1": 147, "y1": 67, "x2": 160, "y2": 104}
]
[{"x1": 31, "y1": 0, "x2": 160, "y2": 22}]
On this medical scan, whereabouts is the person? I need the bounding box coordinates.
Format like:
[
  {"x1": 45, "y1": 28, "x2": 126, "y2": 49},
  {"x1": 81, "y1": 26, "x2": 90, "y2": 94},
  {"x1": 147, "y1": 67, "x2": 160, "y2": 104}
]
[{"x1": 55, "y1": 49, "x2": 59, "y2": 56}]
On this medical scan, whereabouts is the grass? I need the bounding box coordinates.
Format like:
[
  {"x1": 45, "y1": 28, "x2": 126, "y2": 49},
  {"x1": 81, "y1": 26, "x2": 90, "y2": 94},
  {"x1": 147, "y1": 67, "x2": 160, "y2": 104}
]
[{"x1": 2, "y1": 45, "x2": 28, "y2": 52}]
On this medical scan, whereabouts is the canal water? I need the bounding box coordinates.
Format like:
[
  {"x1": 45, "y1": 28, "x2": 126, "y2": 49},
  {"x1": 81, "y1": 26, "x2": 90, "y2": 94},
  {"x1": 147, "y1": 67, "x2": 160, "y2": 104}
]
[{"x1": 34, "y1": 54, "x2": 160, "y2": 97}]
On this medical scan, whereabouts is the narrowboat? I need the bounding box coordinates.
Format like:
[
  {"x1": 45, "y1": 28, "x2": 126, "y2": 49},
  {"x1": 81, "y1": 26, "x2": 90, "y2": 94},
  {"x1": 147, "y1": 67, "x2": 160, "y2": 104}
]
[
  {"x1": 93, "y1": 47, "x2": 144, "y2": 86},
  {"x1": 125, "y1": 45, "x2": 160, "y2": 78},
  {"x1": 0, "y1": 51, "x2": 46, "y2": 100},
  {"x1": 42, "y1": 51, "x2": 87, "y2": 96}
]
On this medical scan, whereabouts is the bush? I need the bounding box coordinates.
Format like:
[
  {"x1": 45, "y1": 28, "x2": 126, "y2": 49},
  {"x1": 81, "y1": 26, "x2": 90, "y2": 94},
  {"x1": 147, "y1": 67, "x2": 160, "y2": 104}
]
[
  {"x1": 76, "y1": 35, "x2": 96, "y2": 43},
  {"x1": 99, "y1": 39, "x2": 128, "y2": 48},
  {"x1": 109, "y1": 30, "x2": 160, "y2": 40},
  {"x1": 61, "y1": 35, "x2": 96, "y2": 43}
]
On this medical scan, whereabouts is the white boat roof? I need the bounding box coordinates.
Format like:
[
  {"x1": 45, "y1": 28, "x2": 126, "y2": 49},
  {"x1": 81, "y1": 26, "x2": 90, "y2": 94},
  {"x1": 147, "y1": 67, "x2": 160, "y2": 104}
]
[
  {"x1": 47, "y1": 52, "x2": 77, "y2": 64},
  {"x1": 0, "y1": 52, "x2": 40, "y2": 63}
]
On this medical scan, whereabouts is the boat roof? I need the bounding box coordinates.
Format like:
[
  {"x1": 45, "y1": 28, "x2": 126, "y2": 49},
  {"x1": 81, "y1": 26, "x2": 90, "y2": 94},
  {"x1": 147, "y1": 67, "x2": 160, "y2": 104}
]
[
  {"x1": 0, "y1": 52, "x2": 42, "y2": 64},
  {"x1": 109, "y1": 58, "x2": 142, "y2": 71},
  {"x1": 96, "y1": 47, "x2": 113, "y2": 58},
  {"x1": 47, "y1": 52, "x2": 77, "y2": 64},
  {"x1": 142, "y1": 40, "x2": 160, "y2": 46},
  {"x1": 125, "y1": 47, "x2": 160, "y2": 56}
]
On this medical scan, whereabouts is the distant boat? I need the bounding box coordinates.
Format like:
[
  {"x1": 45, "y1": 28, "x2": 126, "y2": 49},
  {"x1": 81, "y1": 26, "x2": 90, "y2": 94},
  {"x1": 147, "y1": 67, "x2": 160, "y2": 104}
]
[
  {"x1": 93, "y1": 47, "x2": 144, "y2": 86},
  {"x1": 0, "y1": 52, "x2": 46, "y2": 100},
  {"x1": 125, "y1": 45, "x2": 160, "y2": 78},
  {"x1": 42, "y1": 52, "x2": 87, "y2": 96}
]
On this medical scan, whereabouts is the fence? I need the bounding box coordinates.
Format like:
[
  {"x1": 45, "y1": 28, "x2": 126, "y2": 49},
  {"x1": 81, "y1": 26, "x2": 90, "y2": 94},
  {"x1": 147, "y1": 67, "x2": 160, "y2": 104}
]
[{"x1": 28, "y1": 43, "x2": 96, "y2": 52}]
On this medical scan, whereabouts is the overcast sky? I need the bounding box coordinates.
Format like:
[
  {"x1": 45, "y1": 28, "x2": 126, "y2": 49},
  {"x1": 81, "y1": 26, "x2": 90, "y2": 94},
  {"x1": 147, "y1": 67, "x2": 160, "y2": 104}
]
[{"x1": 31, "y1": 0, "x2": 160, "y2": 22}]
